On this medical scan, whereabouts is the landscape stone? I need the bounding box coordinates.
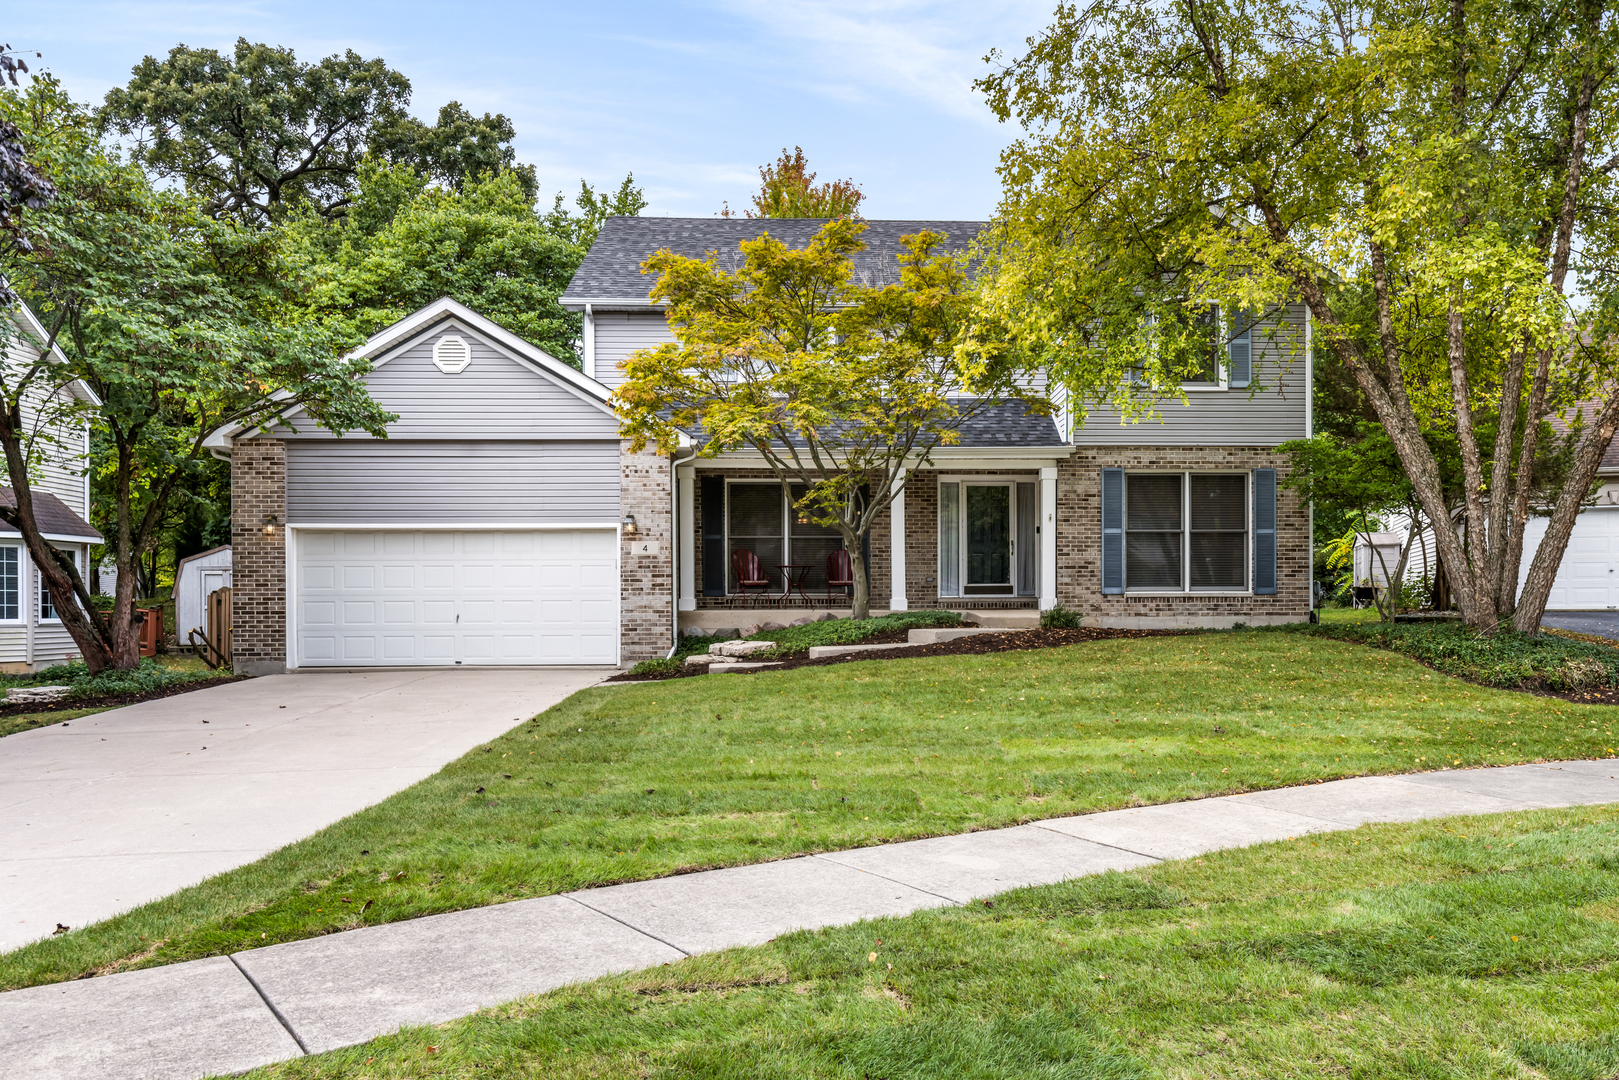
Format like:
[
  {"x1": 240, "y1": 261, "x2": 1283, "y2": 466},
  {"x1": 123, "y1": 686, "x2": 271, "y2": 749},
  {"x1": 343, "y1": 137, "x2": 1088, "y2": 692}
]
[
  {"x1": 6, "y1": 686, "x2": 71, "y2": 704},
  {"x1": 711, "y1": 639, "x2": 776, "y2": 657},
  {"x1": 758, "y1": 621, "x2": 785, "y2": 631},
  {"x1": 818, "y1": 611, "x2": 838, "y2": 621},
  {"x1": 790, "y1": 617, "x2": 812, "y2": 626},
  {"x1": 682, "y1": 654, "x2": 715, "y2": 667}
]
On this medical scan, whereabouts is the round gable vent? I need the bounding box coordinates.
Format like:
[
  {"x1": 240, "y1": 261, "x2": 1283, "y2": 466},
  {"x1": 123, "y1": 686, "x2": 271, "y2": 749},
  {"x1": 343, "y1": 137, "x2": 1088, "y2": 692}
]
[{"x1": 432, "y1": 335, "x2": 472, "y2": 374}]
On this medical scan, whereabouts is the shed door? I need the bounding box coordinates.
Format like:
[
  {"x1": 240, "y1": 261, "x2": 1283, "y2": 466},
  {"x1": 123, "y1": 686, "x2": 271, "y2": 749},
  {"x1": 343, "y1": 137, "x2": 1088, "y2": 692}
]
[
  {"x1": 294, "y1": 529, "x2": 618, "y2": 666},
  {"x1": 1519, "y1": 510, "x2": 1619, "y2": 610}
]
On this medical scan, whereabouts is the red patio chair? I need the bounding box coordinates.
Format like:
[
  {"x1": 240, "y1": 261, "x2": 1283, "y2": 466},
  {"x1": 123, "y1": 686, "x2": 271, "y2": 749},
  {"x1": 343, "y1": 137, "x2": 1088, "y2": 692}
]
[
  {"x1": 730, "y1": 549, "x2": 772, "y2": 605},
  {"x1": 825, "y1": 548, "x2": 854, "y2": 602}
]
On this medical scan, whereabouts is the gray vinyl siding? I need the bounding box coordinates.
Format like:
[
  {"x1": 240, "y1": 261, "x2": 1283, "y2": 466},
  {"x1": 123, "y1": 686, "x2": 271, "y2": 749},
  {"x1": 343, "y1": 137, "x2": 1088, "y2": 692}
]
[
  {"x1": 5, "y1": 322, "x2": 90, "y2": 517},
  {"x1": 592, "y1": 311, "x2": 676, "y2": 389},
  {"x1": 286, "y1": 441, "x2": 621, "y2": 524},
  {"x1": 279, "y1": 321, "x2": 618, "y2": 441},
  {"x1": 1070, "y1": 302, "x2": 1309, "y2": 446}
]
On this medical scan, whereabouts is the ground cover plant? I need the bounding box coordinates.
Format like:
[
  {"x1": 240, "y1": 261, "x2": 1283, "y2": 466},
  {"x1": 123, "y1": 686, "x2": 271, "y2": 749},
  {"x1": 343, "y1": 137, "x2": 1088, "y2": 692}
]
[
  {"x1": 627, "y1": 611, "x2": 963, "y2": 678},
  {"x1": 0, "y1": 655, "x2": 233, "y2": 737},
  {"x1": 238, "y1": 805, "x2": 1619, "y2": 1079},
  {"x1": 1277, "y1": 618, "x2": 1619, "y2": 692},
  {"x1": 4, "y1": 631, "x2": 1615, "y2": 991}
]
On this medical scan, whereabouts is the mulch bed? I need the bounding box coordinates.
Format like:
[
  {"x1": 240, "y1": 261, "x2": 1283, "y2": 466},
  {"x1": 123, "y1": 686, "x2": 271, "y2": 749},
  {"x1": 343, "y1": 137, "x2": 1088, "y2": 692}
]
[
  {"x1": 613, "y1": 626, "x2": 1186, "y2": 681},
  {"x1": 0, "y1": 675, "x2": 245, "y2": 719}
]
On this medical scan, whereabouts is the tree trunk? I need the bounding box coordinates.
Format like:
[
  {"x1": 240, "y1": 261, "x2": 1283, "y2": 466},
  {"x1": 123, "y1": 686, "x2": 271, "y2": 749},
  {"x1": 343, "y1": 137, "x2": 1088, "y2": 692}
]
[
  {"x1": 0, "y1": 405, "x2": 115, "y2": 672},
  {"x1": 1512, "y1": 394, "x2": 1619, "y2": 632},
  {"x1": 846, "y1": 530, "x2": 871, "y2": 620}
]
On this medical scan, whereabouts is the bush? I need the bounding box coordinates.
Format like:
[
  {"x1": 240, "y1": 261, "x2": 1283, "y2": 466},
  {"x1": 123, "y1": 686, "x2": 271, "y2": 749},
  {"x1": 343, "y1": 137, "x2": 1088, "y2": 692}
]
[
  {"x1": 3, "y1": 657, "x2": 221, "y2": 700},
  {"x1": 1268, "y1": 620, "x2": 1619, "y2": 691},
  {"x1": 1040, "y1": 604, "x2": 1083, "y2": 629},
  {"x1": 627, "y1": 657, "x2": 683, "y2": 678}
]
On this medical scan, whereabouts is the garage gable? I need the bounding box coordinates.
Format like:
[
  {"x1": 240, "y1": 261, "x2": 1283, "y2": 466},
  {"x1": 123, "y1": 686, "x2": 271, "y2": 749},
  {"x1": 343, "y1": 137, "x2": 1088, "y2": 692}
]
[{"x1": 280, "y1": 316, "x2": 619, "y2": 441}]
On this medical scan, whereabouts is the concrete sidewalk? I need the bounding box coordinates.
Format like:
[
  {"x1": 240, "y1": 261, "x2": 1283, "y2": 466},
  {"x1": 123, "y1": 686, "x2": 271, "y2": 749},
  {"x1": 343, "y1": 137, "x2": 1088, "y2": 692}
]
[
  {"x1": 0, "y1": 668, "x2": 607, "y2": 952},
  {"x1": 2, "y1": 759, "x2": 1615, "y2": 1080}
]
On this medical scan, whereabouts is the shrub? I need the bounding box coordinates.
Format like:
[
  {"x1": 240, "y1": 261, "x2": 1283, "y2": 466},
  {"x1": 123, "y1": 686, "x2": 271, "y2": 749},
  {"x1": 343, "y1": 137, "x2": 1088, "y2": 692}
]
[
  {"x1": 1039, "y1": 604, "x2": 1083, "y2": 629},
  {"x1": 627, "y1": 657, "x2": 683, "y2": 678},
  {"x1": 1269, "y1": 620, "x2": 1619, "y2": 691}
]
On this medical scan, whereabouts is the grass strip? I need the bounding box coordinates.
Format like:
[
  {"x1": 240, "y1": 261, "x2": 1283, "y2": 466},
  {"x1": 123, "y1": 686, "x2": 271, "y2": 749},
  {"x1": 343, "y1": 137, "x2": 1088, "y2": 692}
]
[
  {"x1": 0, "y1": 707, "x2": 106, "y2": 739},
  {"x1": 238, "y1": 805, "x2": 1619, "y2": 1079},
  {"x1": 4, "y1": 631, "x2": 1615, "y2": 991}
]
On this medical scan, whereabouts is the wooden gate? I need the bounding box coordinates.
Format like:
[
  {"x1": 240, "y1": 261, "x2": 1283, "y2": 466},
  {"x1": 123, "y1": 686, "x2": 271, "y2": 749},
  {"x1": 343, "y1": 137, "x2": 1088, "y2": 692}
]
[{"x1": 189, "y1": 586, "x2": 233, "y2": 669}]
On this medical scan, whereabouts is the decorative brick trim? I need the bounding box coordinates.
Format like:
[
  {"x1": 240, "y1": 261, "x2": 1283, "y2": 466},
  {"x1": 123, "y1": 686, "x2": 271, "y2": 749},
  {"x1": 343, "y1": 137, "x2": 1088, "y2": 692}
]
[{"x1": 230, "y1": 440, "x2": 287, "y2": 675}]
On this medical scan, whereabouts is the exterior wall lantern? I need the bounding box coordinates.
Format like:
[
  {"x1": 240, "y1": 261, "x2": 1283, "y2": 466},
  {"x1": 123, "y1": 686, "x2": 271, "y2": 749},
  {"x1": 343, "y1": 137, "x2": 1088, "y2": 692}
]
[{"x1": 622, "y1": 514, "x2": 638, "y2": 536}]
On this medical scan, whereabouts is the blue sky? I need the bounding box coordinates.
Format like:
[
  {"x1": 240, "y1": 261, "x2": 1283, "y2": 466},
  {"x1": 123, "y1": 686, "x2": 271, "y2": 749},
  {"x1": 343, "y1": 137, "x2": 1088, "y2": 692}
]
[{"x1": 7, "y1": 1, "x2": 1056, "y2": 220}]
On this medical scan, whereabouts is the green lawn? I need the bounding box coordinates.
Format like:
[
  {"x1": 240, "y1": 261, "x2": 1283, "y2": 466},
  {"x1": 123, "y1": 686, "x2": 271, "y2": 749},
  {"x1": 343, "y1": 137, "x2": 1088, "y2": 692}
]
[
  {"x1": 237, "y1": 804, "x2": 1619, "y2": 1080},
  {"x1": 0, "y1": 707, "x2": 105, "y2": 739},
  {"x1": 4, "y1": 630, "x2": 1615, "y2": 993}
]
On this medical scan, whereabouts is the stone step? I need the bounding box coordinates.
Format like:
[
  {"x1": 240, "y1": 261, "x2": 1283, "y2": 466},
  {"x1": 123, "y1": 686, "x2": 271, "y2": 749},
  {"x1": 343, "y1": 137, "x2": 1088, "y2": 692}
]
[
  {"x1": 707, "y1": 661, "x2": 783, "y2": 673},
  {"x1": 907, "y1": 627, "x2": 1014, "y2": 645},
  {"x1": 806, "y1": 642, "x2": 913, "y2": 660},
  {"x1": 955, "y1": 610, "x2": 1041, "y2": 629}
]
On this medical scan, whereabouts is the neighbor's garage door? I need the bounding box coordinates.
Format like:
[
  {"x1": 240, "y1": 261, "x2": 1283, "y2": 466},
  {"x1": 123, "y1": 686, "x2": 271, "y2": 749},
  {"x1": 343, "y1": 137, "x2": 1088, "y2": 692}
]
[
  {"x1": 1519, "y1": 509, "x2": 1619, "y2": 610},
  {"x1": 294, "y1": 529, "x2": 618, "y2": 666}
]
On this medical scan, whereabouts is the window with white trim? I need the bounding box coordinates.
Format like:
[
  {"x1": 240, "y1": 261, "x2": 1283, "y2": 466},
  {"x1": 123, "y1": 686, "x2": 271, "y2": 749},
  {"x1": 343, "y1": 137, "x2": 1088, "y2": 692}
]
[
  {"x1": 1124, "y1": 473, "x2": 1248, "y2": 591},
  {"x1": 0, "y1": 546, "x2": 18, "y2": 621},
  {"x1": 40, "y1": 549, "x2": 76, "y2": 621}
]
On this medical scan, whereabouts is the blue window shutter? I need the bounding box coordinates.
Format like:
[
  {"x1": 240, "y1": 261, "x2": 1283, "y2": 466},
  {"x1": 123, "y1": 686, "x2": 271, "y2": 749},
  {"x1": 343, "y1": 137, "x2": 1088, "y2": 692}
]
[
  {"x1": 1253, "y1": 468, "x2": 1277, "y2": 594},
  {"x1": 701, "y1": 475, "x2": 726, "y2": 596},
  {"x1": 1228, "y1": 308, "x2": 1252, "y2": 388},
  {"x1": 1101, "y1": 468, "x2": 1124, "y2": 594}
]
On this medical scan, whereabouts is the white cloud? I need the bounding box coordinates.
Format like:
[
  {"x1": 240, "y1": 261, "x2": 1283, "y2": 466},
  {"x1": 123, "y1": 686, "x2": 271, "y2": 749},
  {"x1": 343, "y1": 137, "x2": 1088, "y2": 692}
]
[{"x1": 712, "y1": 0, "x2": 1050, "y2": 121}]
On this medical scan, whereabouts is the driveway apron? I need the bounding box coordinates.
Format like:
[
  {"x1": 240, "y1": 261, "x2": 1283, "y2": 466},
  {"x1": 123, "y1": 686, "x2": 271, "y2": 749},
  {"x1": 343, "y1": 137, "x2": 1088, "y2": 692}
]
[{"x1": 0, "y1": 668, "x2": 606, "y2": 952}]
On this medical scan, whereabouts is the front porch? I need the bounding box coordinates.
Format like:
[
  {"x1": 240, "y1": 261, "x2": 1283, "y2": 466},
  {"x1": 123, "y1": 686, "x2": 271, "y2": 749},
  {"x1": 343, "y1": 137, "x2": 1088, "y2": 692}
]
[{"x1": 670, "y1": 461, "x2": 1066, "y2": 617}]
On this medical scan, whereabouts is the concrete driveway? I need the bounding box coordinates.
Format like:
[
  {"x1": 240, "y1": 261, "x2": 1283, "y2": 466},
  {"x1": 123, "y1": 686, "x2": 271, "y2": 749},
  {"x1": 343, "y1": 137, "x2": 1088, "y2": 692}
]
[
  {"x1": 1541, "y1": 611, "x2": 1619, "y2": 640},
  {"x1": 0, "y1": 668, "x2": 607, "y2": 953}
]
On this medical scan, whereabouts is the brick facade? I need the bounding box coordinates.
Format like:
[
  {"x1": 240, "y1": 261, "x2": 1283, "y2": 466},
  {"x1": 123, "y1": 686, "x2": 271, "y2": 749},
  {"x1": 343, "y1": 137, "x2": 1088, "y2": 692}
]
[
  {"x1": 690, "y1": 453, "x2": 1308, "y2": 627},
  {"x1": 230, "y1": 440, "x2": 287, "y2": 675},
  {"x1": 1054, "y1": 447, "x2": 1309, "y2": 626},
  {"x1": 620, "y1": 441, "x2": 674, "y2": 662}
]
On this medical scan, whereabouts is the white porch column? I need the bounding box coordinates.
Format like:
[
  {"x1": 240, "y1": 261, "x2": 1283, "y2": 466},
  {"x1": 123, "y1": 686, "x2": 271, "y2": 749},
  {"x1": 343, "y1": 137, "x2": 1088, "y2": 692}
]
[
  {"x1": 676, "y1": 465, "x2": 696, "y2": 611},
  {"x1": 889, "y1": 470, "x2": 908, "y2": 611},
  {"x1": 1039, "y1": 467, "x2": 1058, "y2": 611}
]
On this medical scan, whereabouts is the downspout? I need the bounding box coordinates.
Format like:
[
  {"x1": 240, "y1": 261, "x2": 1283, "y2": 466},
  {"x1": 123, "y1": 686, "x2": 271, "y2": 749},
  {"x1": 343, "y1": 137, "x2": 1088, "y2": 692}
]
[
  {"x1": 1305, "y1": 304, "x2": 1318, "y2": 623},
  {"x1": 667, "y1": 444, "x2": 698, "y2": 659}
]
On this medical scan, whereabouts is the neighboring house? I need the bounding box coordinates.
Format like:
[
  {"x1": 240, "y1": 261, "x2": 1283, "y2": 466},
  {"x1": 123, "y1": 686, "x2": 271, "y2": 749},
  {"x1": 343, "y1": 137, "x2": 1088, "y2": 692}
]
[
  {"x1": 174, "y1": 545, "x2": 232, "y2": 643},
  {"x1": 209, "y1": 217, "x2": 1312, "y2": 674},
  {"x1": 0, "y1": 305, "x2": 102, "y2": 672}
]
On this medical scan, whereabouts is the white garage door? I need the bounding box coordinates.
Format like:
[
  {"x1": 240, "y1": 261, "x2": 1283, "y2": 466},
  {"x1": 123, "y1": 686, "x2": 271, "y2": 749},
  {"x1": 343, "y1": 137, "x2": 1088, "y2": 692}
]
[
  {"x1": 1519, "y1": 510, "x2": 1619, "y2": 610},
  {"x1": 294, "y1": 529, "x2": 618, "y2": 666}
]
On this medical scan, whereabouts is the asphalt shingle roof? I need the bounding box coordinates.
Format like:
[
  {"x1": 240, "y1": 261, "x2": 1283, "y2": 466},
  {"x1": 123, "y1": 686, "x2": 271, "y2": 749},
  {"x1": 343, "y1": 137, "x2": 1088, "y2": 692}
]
[
  {"x1": 561, "y1": 217, "x2": 987, "y2": 305},
  {"x1": 682, "y1": 399, "x2": 1062, "y2": 451},
  {"x1": 0, "y1": 489, "x2": 102, "y2": 540}
]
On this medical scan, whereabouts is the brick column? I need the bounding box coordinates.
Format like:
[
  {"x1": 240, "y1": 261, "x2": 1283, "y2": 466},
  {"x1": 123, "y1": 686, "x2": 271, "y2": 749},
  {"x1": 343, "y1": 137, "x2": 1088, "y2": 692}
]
[
  {"x1": 619, "y1": 441, "x2": 673, "y2": 663},
  {"x1": 231, "y1": 439, "x2": 287, "y2": 675}
]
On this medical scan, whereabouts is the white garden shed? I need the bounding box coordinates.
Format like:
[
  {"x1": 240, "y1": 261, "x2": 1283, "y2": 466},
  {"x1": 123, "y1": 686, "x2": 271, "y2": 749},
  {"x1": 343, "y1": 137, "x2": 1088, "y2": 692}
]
[{"x1": 174, "y1": 545, "x2": 232, "y2": 641}]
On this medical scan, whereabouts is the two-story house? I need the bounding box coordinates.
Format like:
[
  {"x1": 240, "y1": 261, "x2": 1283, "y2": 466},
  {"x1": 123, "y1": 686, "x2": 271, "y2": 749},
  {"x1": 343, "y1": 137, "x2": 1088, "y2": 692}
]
[{"x1": 213, "y1": 217, "x2": 1311, "y2": 674}]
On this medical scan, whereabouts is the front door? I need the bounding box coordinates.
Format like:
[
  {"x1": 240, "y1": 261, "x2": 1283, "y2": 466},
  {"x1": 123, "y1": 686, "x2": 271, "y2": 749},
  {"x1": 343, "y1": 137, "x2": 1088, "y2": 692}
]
[{"x1": 965, "y1": 484, "x2": 1013, "y2": 595}]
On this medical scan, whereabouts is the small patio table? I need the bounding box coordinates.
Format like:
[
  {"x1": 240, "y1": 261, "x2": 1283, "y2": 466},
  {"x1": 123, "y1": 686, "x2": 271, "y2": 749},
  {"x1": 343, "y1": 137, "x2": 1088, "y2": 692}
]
[{"x1": 774, "y1": 564, "x2": 813, "y2": 605}]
